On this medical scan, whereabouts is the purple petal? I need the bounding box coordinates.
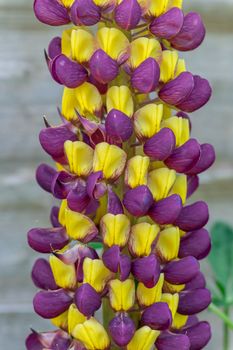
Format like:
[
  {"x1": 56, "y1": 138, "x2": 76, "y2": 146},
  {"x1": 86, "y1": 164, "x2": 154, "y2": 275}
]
[
  {"x1": 179, "y1": 228, "x2": 211, "y2": 260},
  {"x1": 36, "y1": 163, "x2": 57, "y2": 193},
  {"x1": 131, "y1": 58, "x2": 160, "y2": 93},
  {"x1": 39, "y1": 124, "x2": 77, "y2": 162},
  {"x1": 177, "y1": 75, "x2": 212, "y2": 112},
  {"x1": 87, "y1": 171, "x2": 106, "y2": 200},
  {"x1": 106, "y1": 109, "x2": 133, "y2": 142},
  {"x1": 89, "y1": 49, "x2": 119, "y2": 84},
  {"x1": 51, "y1": 171, "x2": 76, "y2": 200},
  {"x1": 165, "y1": 139, "x2": 201, "y2": 173},
  {"x1": 181, "y1": 321, "x2": 211, "y2": 350},
  {"x1": 33, "y1": 289, "x2": 73, "y2": 319},
  {"x1": 34, "y1": 0, "x2": 70, "y2": 26},
  {"x1": 76, "y1": 246, "x2": 99, "y2": 282},
  {"x1": 156, "y1": 332, "x2": 190, "y2": 350},
  {"x1": 187, "y1": 175, "x2": 199, "y2": 198},
  {"x1": 51, "y1": 336, "x2": 71, "y2": 350},
  {"x1": 102, "y1": 245, "x2": 121, "y2": 273},
  {"x1": 131, "y1": 254, "x2": 160, "y2": 287},
  {"x1": 27, "y1": 227, "x2": 69, "y2": 253},
  {"x1": 174, "y1": 201, "x2": 209, "y2": 231},
  {"x1": 67, "y1": 182, "x2": 90, "y2": 212},
  {"x1": 186, "y1": 143, "x2": 215, "y2": 175},
  {"x1": 74, "y1": 283, "x2": 101, "y2": 317},
  {"x1": 107, "y1": 187, "x2": 124, "y2": 215},
  {"x1": 163, "y1": 256, "x2": 199, "y2": 285},
  {"x1": 143, "y1": 128, "x2": 176, "y2": 160},
  {"x1": 123, "y1": 185, "x2": 154, "y2": 217},
  {"x1": 70, "y1": 0, "x2": 101, "y2": 26},
  {"x1": 32, "y1": 258, "x2": 58, "y2": 290},
  {"x1": 176, "y1": 111, "x2": 192, "y2": 131},
  {"x1": 88, "y1": 74, "x2": 108, "y2": 95},
  {"x1": 55, "y1": 244, "x2": 98, "y2": 266},
  {"x1": 109, "y1": 313, "x2": 135, "y2": 347},
  {"x1": 141, "y1": 302, "x2": 172, "y2": 330},
  {"x1": 50, "y1": 206, "x2": 61, "y2": 227},
  {"x1": 185, "y1": 271, "x2": 206, "y2": 290},
  {"x1": 48, "y1": 36, "x2": 62, "y2": 59},
  {"x1": 114, "y1": 0, "x2": 141, "y2": 30},
  {"x1": 159, "y1": 72, "x2": 194, "y2": 106},
  {"x1": 51, "y1": 54, "x2": 87, "y2": 88},
  {"x1": 26, "y1": 332, "x2": 43, "y2": 350},
  {"x1": 178, "y1": 288, "x2": 211, "y2": 315},
  {"x1": 148, "y1": 194, "x2": 182, "y2": 225},
  {"x1": 171, "y1": 12, "x2": 206, "y2": 51},
  {"x1": 119, "y1": 254, "x2": 131, "y2": 281},
  {"x1": 150, "y1": 7, "x2": 184, "y2": 39}
]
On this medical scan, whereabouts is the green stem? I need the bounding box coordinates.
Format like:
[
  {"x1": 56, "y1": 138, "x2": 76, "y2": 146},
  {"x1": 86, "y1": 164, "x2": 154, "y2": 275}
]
[
  {"x1": 224, "y1": 307, "x2": 230, "y2": 350},
  {"x1": 209, "y1": 303, "x2": 233, "y2": 330}
]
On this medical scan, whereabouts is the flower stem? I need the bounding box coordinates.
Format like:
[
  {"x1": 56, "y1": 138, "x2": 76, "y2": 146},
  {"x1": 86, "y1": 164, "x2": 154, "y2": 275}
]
[
  {"x1": 209, "y1": 303, "x2": 233, "y2": 331},
  {"x1": 224, "y1": 307, "x2": 230, "y2": 350}
]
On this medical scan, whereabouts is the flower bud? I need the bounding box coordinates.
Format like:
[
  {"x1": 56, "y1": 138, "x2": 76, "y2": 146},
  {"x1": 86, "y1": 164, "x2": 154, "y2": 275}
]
[
  {"x1": 131, "y1": 58, "x2": 160, "y2": 93},
  {"x1": 148, "y1": 194, "x2": 182, "y2": 225},
  {"x1": 187, "y1": 175, "x2": 199, "y2": 198},
  {"x1": 177, "y1": 75, "x2": 212, "y2": 112},
  {"x1": 125, "y1": 156, "x2": 150, "y2": 188},
  {"x1": 50, "y1": 206, "x2": 61, "y2": 227},
  {"x1": 159, "y1": 72, "x2": 194, "y2": 106},
  {"x1": 50, "y1": 54, "x2": 88, "y2": 88},
  {"x1": 33, "y1": 289, "x2": 73, "y2": 319},
  {"x1": 148, "y1": 168, "x2": 176, "y2": 201},
  {"x1": 36, "y1": 163, "x2": 57, "y2": 193},
  {"x1": 100, "y1": 213, "x2": 130, "y2": 247},
  {"x1": 185, "y1": 271, "x2": 206, "y2": 290},
  {"x1": 141, "y1": 302, "x2": 172, "y2": 330},
  {"x1": 129, "y1": 222, "x2": 160, "y2": 257},
  {"x1": 106, "y1": 85, "x2": 133, "y2": 117},
  {"x1": 34, "y1": 0, "x2": 70, "y2": 26},
  {"x1": 143, "y1": 128, "x2": 176, "y2": 160},
  {"x1": 174, "y1": 201, "x2": 209, "y2": 231},
  {"x1": 106, "y1": 109, "x2": 133, "y2": 142},
  {"x1": 109, "y1": 279, "x2": 135, "y2": 311},
  {"x1": 74, "y1": 283, "x2": 101, "y2": 317},
  {"x1": 178, "y1": 288, "x2": 211, "y2": 315},
  {"x1": 65, "y1": 209, "x2": 98, "y2": 243},
  {"x1": 127, "y1": 326, "x2": 160, "y2": 350},
  {"x1": 163, "y1": 257, "x2": 200, "y2": 285},
  {"x1": 137, "y1": 274, "x2": 164, "y2": 307},
  {"x1": 179, "y1": 228, "x2": 211, "y2": 260},
  {"x1": 165, "y1": 139, "x2": 201, "y2": 173},
  {"x1": 107, "y1": 187, "x2": 124, "y2": 215},
  {"x1": 48, "y1": 36, "x2": 61, "y2": 59},
  {"x1": 89, "y1": 49, "x2": 119, "y2": 84},
  {"x1": 171, "y1": 12, "x2": 206, "y2": 51},
  {"x1": 150, "y1": 7, "x2": 184, "y2": 40},
  {"x1": 134, "y1": 103, "x2": 163, "y2": 140},
  {"x1": 180, "y1": 321, "x2": 211, "y2": 349},
  {"x1": 83, "y1": 258, "x2": 113, "y2": 292},
  {"x1": 156, "y1": 227, "x2": 180, "y2": 262},
  {"x1": 27, "y1": 227, "x2": 69, "y2": 253},
  {"x1": 114, "y1": 0, "x2": 141, "y2": 30},
  {"x1": 186, "y1": 143, "x2": 215, "y2": 175},
  {"x1": 102, "y1": 245, "x2": 131, "y2": 280},
  {"x1": 70, "y1": 0, "x2": 101, "y2": 26},
  {"x1": 132, "y1": 254, "x2": 160, "y2": 287},
  {"x1": 32, "y1": 258, "x2": 58, "y2": 290},
  {"x1": 109, "y1": 313, "x2": 135, "y2": 347},
  {"x1": 123, "y1": 185, "x2": 154, "y2": 216},
  {"x1": 155, "y1": 332, "x2": 190, "y2": 350}
]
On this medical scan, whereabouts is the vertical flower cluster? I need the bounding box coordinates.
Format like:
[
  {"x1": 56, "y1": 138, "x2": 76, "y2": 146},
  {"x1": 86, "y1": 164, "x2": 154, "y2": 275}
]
[{"x1": 27, "y1": 1, "x2": 215, "y2": 349}]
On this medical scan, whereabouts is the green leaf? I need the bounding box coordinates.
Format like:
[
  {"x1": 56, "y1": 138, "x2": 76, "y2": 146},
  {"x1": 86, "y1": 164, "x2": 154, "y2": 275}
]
[{"x1": 209, "y1": 222, "x2": 233, "y2": 303}]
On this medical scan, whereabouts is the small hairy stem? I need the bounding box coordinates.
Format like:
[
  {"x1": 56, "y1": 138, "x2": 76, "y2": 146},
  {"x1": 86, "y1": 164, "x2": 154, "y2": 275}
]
[{"x1": 209, "y1": 303, "x2": 233, "y2": 330}]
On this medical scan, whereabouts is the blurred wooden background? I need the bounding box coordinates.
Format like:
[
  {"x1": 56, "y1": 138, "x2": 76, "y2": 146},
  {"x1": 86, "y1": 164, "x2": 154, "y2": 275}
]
[{"x1": 0, "y1": 0, "x2": 233, "y2": 348}]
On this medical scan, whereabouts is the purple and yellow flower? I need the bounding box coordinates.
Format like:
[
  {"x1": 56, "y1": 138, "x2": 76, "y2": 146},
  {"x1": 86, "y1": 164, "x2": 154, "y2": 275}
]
[{"x1": 27, "y1": 1, "x2": 214, "y2": 349}]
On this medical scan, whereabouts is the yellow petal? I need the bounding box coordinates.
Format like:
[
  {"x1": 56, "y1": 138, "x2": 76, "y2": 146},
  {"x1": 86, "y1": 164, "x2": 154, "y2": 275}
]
[
  {"x1": 163, "y1": 280, "x2": 185, "y2": 293},
  {"x1": 156, "y1": 226, "x2": 180, "y2": 262},
  {"x1": 94, "y1": 0, "x2": 116, "y2": 5},
  {"x1": 170, "y1": 174, "x2": 187, "y2": 204},
  {"x1": 127, "y1": 326, "x2": 160, "y2": 350},
  {"x1": 162, "y1": 116, "x2": 190, "y2": 147},
  {"x1": 83, "y1": 258, "x2": 113, "y2": 292},
  {"x1": 64, "y1": 140, "x2": 94, "y2": 176},
  {"x1": 68, "y1": 304, "x2": 86, "y2": 336},
  {"x1": 125, "y1": 156, "x2": 150, "y2": 188},
  {"x1": 75, "y1": 82, "x2": 103, "y2": 116},
  {"x1": 134, "y1": 104, "x2": 163, "y2": 139},
  {"x1": 129, "y1": 222, "x2": 160, "y2": 257},
  {"x1": 161, "y1": 293, "x2": 179, "y2": 318},
  {"x1": 93, "y1": 142, "x2": 127, "y2": 180},
  {"x1": 148, "y1": 168, "x2": 176, "y2": 200},
  {"x1": 71, "y1": 28, "x2": 95, "y2": 63},
  {"x1": 109, "y1": 279, "x2": 135, "y2": 311},
  {"x1": 50, "y1": 255, "x2": 77, "y2": 289},
  {"x1": 61, "y1": 28, "x2": 73, "y2": 57},
  {"x1": 106, "y1": 85, "x2": 134, "y2": 117},
  {"x1": 172, "y1": 312, "x2": 188, "y2": 329},
  {"x1": 160, "y1": 50, "x2": 179, "y2": 83},
  {"x1": 166, "y1": 0, "x2": 183, "y2": 10},
  {"x1": 97, "y1": 27, "x2": 129, "y2": 61},
  {"x1": 137, "y1": 273, "x2": 164, "y2": 307},
  {"x1": 175, "y1": 58, "x2": 186, "y2": 77},
  {"x1": 61, "y1": 87, "x2": 79, "y2": 121},
  {"x1": 51, "y1": 309, "x2": 68, "y2": 330},
  {"x1": 65, "y1": 209, "x2": 98, "y2": 241},
  {"x1": 59, "y1": 199, "x2": 68, "y2": 226},
  {"x1": 100, "y1": 213, "x2": 130, "y2": 247},
  {"x1": 61, "y1": 0, "x2": 75, "y2": 7},
  {"x1": 129, "y1": 37, "x2": 162, "y2": 68},
  {"x1": 73, "y1": 318, "x2": 110, "y2": 350}
]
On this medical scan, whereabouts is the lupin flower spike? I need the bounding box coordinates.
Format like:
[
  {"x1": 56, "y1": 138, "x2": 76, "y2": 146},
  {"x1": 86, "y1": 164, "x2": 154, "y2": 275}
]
[{"x1": 28, "y1": 1, "x2": 214, "y2": 349}]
